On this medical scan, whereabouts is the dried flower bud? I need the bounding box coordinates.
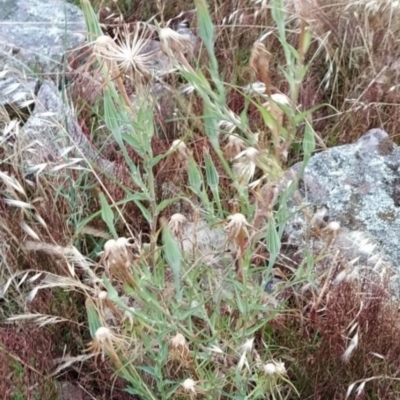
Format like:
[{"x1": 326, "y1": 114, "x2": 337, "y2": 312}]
[
  {"x1": 327, "y1": 221, "x2": 340, "y2": 232},
  {"x1": 225, "y1": 214, "x2": 249, "y2": 243},
  {"x1": 169, "y1": 139, "x2": 189, "y2": 162},
  {"x1": 181, "y1": 378, "x2": 197, "y2": 393},
  {"x1": 95, "y1": 326, "x2": 113, "y2": 343},
  {"x1": 232, "y1": 147, "x2": 259, "y2": 185},
  {"x1": 264, "y1": 362, "x2": 276, "y2": 375},
  {"x1": 169, "y1": 213, "x2": 187, "y2": 236},
  {"x1": 250, "y1": 42, "x2": 272, "y2": 95},
  {"x1": 98, "y1": 291, "x2": 108, "y2": 300}
]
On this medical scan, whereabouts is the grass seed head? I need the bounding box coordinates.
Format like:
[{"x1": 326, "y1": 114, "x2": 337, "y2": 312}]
[{"x1": 224, "y1": 134, "x2": 247, "y2": 158}]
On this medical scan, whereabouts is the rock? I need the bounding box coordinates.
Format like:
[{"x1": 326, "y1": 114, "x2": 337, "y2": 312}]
[
  {"x1": 281, "y1": 129, "x2": 400, "y2": 282},
  {"x1": 56, "y1": 381, "x2": 86, "y2": 400},
  {"x1": 0, "y1": 0, "x2": 86, "y2": 74},
  {"x1": 20, "y1": 79, "x2": 114, "y2": 172},
  {"x1": 0, "y1": 76, "x2": 40, "y2": 126}
]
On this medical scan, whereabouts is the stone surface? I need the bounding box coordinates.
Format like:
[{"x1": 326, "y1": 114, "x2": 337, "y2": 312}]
[
  {"x1": 0, "y1": 77, "x2": 39, "y2": 108},
  {"x1": 282, "y1": 128, "x2": 400, "y2": 277},
  {"x1": 56, "y1": 381, "x2": 86, "y2": 400},
  {"x1": 0, "y1": 76, "x2": 40, "y2": 126},
  {"x1": 0, "y1": 0, "x2": 86, "y2": 74},
  {"x1": 20, "y1": 79, "x2": 114, "y2": 172}
]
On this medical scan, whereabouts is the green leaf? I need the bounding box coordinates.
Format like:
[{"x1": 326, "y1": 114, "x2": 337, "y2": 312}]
[
  {"x1": 203, "y1": 104, "x2": 220, "y2": 149},
  {"x1": 303, "y1": 122, "x2": 316, "y2": 158},
  {"x1": 122, "y1": 131, "x2": 146, "y2": 159},
  {"x1": 133, "y1": 200, "x2": 152, "y2": 224},
  {"x1": 85, "y1": 299, "x2": 101, "y2": 338},
  {"x1": 148, "y1": 152, "x2": 170, "y2": 168},
  {"x1": 187, "y1": 156, "x2": 203, "y2": 194},
  {"x1": 162, "y1": 224, "x2": 182, "y2": 303},
  {"x1": 195, "y1": 0, "x2": 215, "y2": 53},
  {"x1": 156, "y1": 197, "x2": 182, "y2": 214},
  {"x1": 80, "y1": 0, "x2": 103, "y2": 38},
  {"x1": 293, "y1": 103, "x2": 330, "y2": 125},
  {"x1": 195, "y1": 0, "x2": 225, "y2": 103},
  {"x1": 266, "y1": 217, "x2": 281, "y2": 270},
  {"x1": 99, "y1": 192, "x2": 118, "y2": 238},
  {"x1": 203, "y1": 148, "x2": 219, "y2": 190},
  {"x1": 234, "y1": 284, "x2": 245, "y2": 314}
]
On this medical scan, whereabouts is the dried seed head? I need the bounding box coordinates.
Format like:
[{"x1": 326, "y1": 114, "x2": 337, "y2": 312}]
[
  {"x1": 101, "y1": 237, "x2": 137, "y2": 285},
  {"x1": 263, "y1": 359, "x2": 286, "y2": 375},
  {"x1": 169, "y1": 333, "x2": 192, "y2": 365},
  {"x1": 170, "y1": 139, "x2": 189, "y2": 161},
  {"x1": 232, "y1": 147, "x2": 259, "y2": 185},
  {"x1": 86, "y1": 326, "x2": 123, "y2": 368},
  {"x1": 95, "y1": 326, "x2": 113, "y2": 343},
  {"x1": 274, "y1": 360, "x2": 286, "y2": 375},
  {"x1": 169, "y1": 213, "x2": 187, "y2": 236},
  {"x1": 327, "y1": 221, "x2": 341, "y2": 232},
  {"x1": 264, "y1": 362, "x2": 276, "y2": 375},
  {"x1": 343, "y1": 330, "x2": 359, "y2": 363},
  {"x1": 250, "y1": 41, "x2": 272, "y2": 95},
  {"x1": 181, "y1": 378, "x2": 197, "y2": 393},
  {"x1": 93, "y1": 35, "x2": 116, "y2": 56},
  {"x1": 225, "y1": 213, "x2": 250, "y2": 240},
  {"x1": 159, "y1": 27, "x2": 193, "y2": 56},
  {"x1": 171, "y1": 333, "x2": 187, "y2": 348},
  {"x1": 243, "y1": 81, "x2": 266, "y2": 95},
  {"x1": 263, "y1": 93, "x2": 290, "y2": 127},
  {"x1": 98, "y1": 290, "x2": 108, "y2": 300},
  {"x1": 103, "y1": 237, "x2": 134, "y2": 269},
  {"x1": 93, "y1": 25, "x2": 156, "y2": 79}
]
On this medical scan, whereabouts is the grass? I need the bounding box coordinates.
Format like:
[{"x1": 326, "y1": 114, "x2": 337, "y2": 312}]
[{"x1": 2, "y1": 0, "x2": 400, "y2": 398}]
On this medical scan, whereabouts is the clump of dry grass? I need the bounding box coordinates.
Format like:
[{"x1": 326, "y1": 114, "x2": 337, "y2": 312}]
[
  {"x1": 3, "y1": 0, "x2": 400, "y2": 399},
  {"x1": 271, "y1": 268, "x2": 400, "y2": 399}
]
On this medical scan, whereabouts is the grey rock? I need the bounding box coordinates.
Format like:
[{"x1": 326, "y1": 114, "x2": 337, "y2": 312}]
[
  {"x1": 0, "y1": 0, "x2": 86, "y2": 74},
  {"x1": 0, "y1": 77, "x2": 39, "y2": 109},
  {"x1": 0, "y1": 76, "x2": 40, "y2": 128},
  {"x1": 56, "y1": 381, "x2": 85, "y2": 400},
  {"x1": 282, "y1": 128, "x2": 400, "y2": 279},
  {"x1": 20, "y1": 79, "x2": 114, "y2": 172}
]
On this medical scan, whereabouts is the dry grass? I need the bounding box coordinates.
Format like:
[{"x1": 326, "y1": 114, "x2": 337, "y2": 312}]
[{"x1": 2, "y1": 0, "x2": 400, "y2": 399}]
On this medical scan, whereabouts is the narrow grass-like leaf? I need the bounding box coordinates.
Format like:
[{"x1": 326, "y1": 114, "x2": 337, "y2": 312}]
[
  {"x1": 85, "y1": 298, "x2": 101, "y2": 338},
  {"x1": 162, "y1": 224, "x2": 182, "y2": 303},
  {"x1": 266, "y1": 217, "x2": 281, "y2": 270},
  {"x1": 80, "y1": 0, "x2": 103, "y2": 38},
  {"x1": 203, "y1": 147, "x2": 222, "y2": 215},
  {"x1": 195, "y1": 0, "x2": 225, "y2": 103},
  {"x1": 187, "y1": 156, "x2": 203, "y2": 195},
  {"x1": 98, "y1": 192, "x2": 118, "y2": 239},
  {"x1": 303, "y1": 121, "x2": 316, "y2": 160}
]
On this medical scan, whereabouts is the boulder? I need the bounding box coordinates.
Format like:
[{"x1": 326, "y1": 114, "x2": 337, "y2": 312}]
[
  {"x1": 282, "y1": 129, "x2": 400, "y2": 283},
  {"x1": 0, "y1": 0, "x2": 86, "y2": 74},
  {"x1": 19, "y1": 79, "x2": 114, "y2": 172}
]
